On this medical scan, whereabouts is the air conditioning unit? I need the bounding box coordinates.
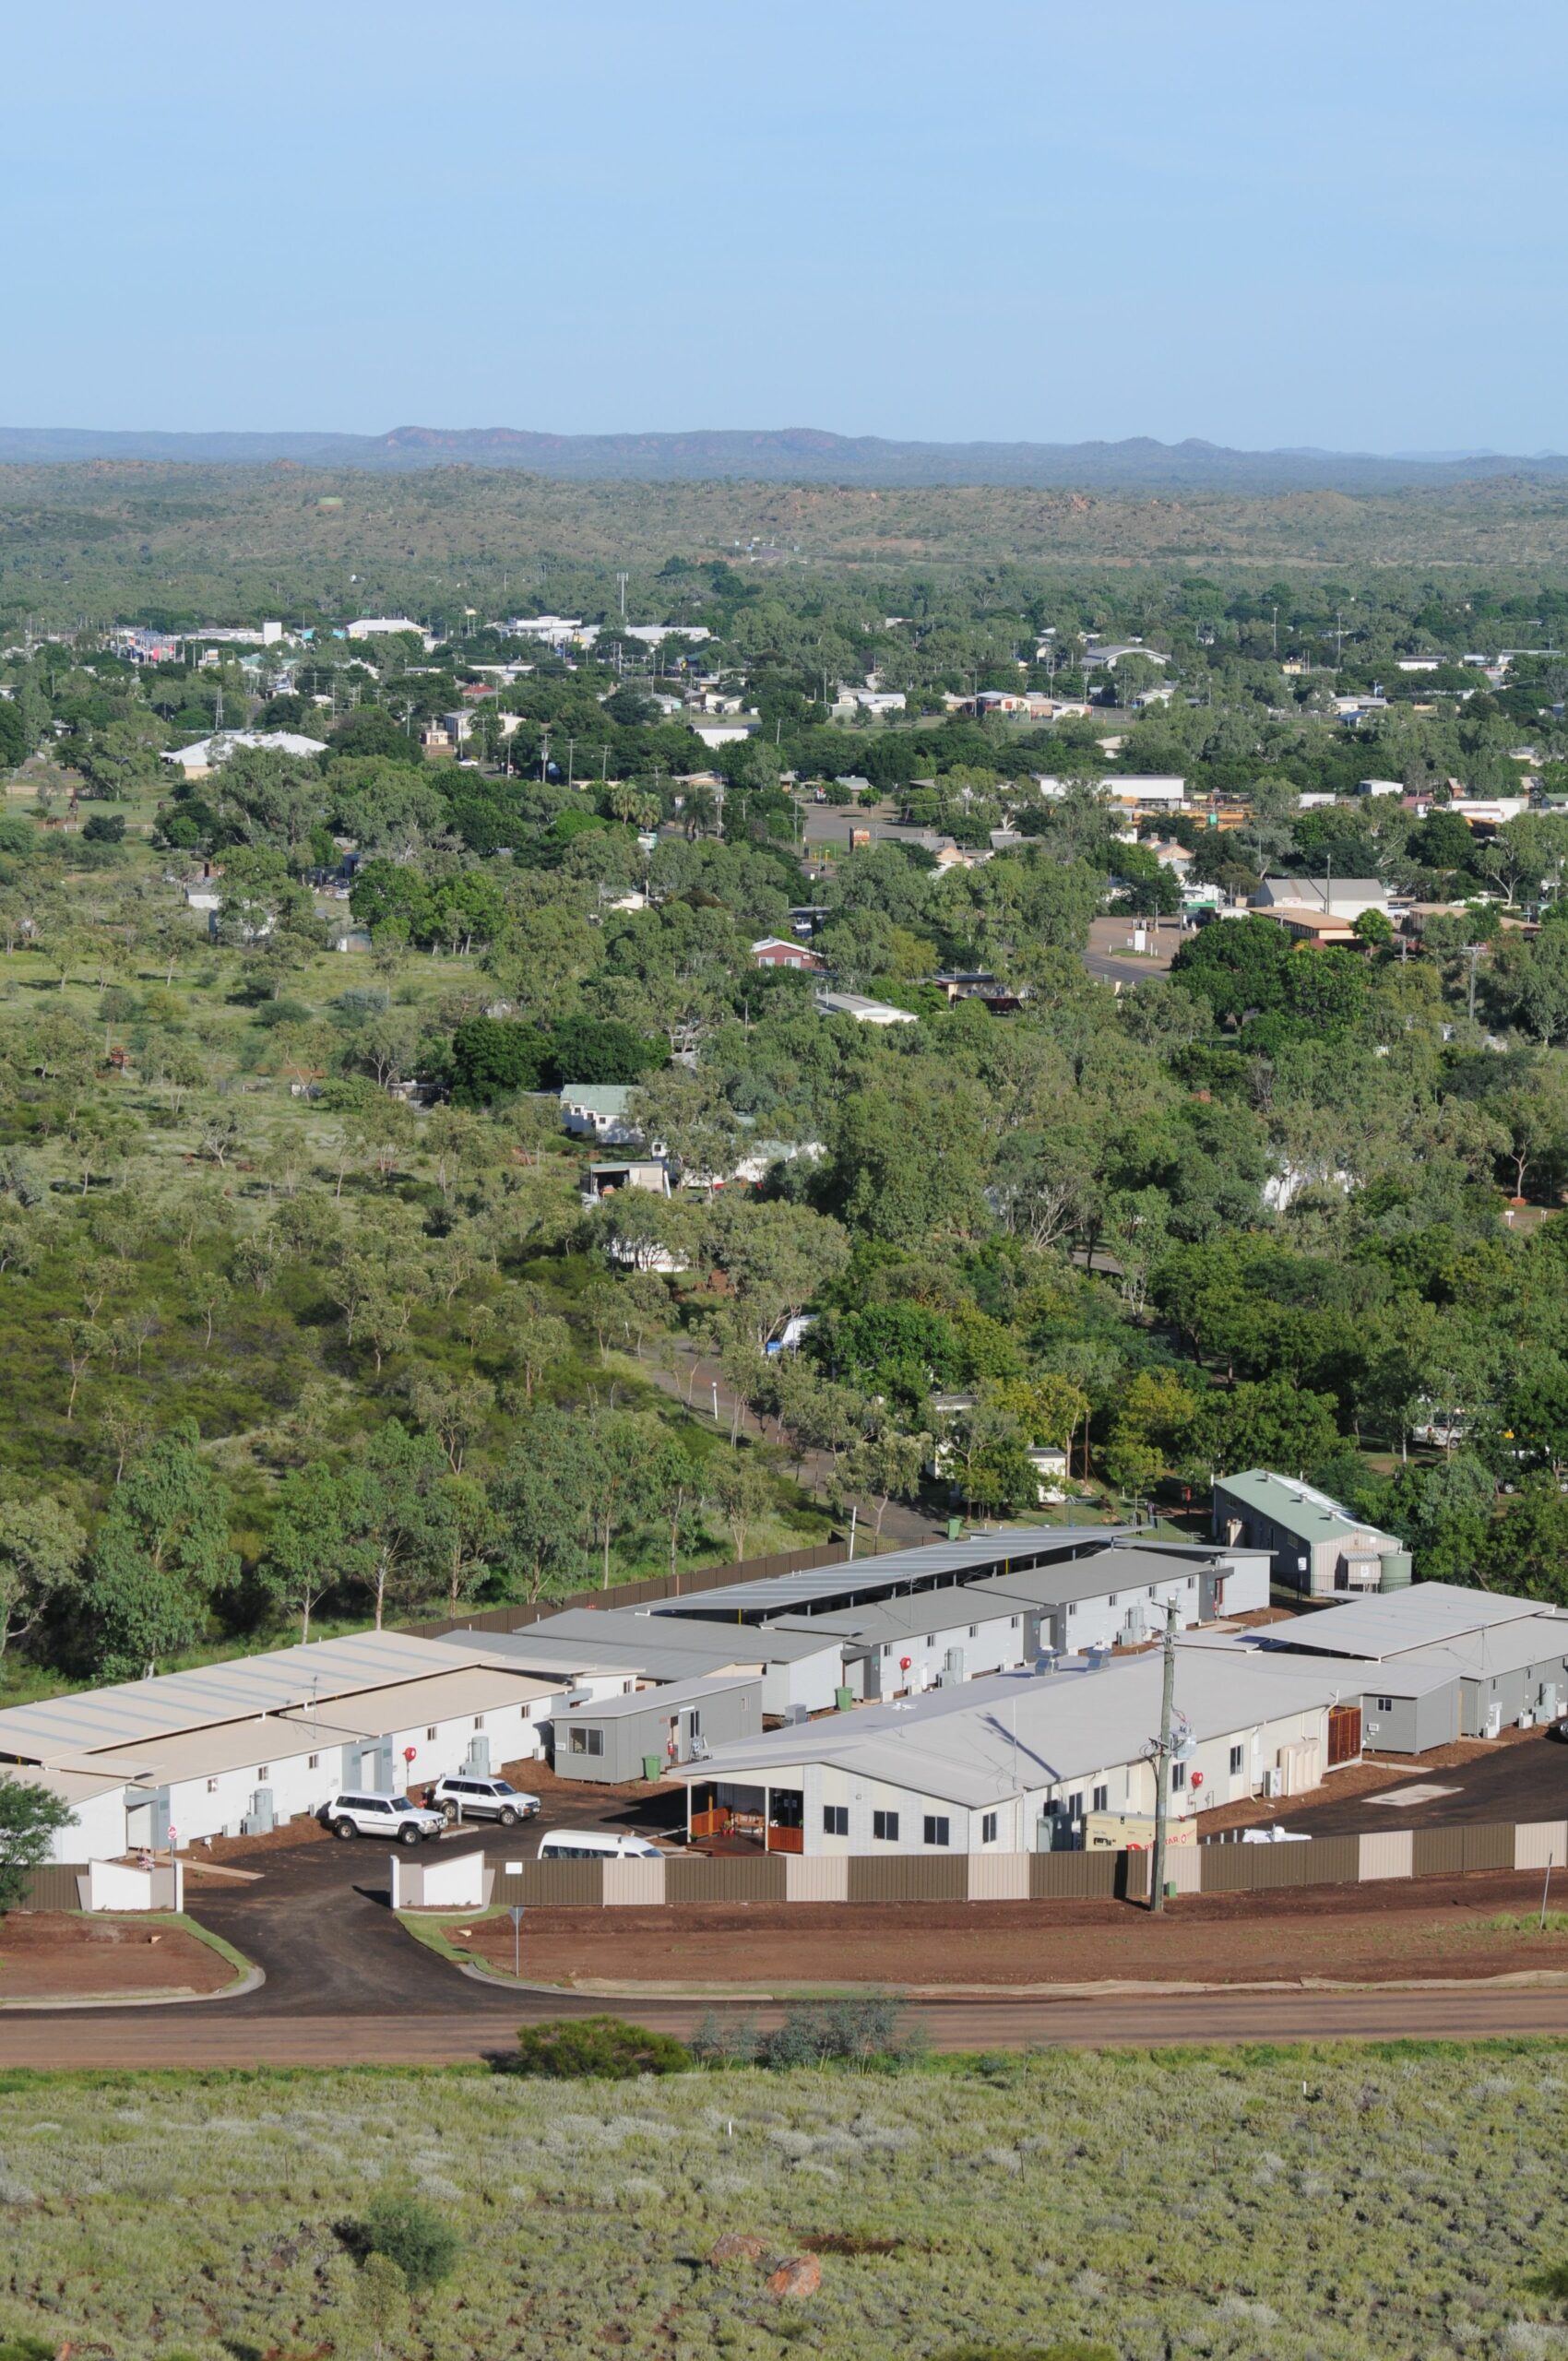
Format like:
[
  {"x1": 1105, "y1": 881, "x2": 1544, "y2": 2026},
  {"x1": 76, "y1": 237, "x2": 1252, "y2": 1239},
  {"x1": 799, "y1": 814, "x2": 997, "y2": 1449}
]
[{"x1": 1262, "y1": 1767, "x2": 1283, "y2": 1799}]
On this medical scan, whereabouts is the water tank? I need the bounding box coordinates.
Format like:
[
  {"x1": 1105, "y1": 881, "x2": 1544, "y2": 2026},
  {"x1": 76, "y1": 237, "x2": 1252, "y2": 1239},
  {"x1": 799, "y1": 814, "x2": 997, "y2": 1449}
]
[{"x1": 1377, "y1": 1549, "x2": 1414, "y2": 1592}]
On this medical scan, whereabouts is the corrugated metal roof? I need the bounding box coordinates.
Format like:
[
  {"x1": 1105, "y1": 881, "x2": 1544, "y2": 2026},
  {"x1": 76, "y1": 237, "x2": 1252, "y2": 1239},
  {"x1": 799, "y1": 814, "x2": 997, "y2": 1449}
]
[
  {"x1": 1260, "y1": 1583, "x2": 1557, "y2": 1662},
  {"x1": 966, "y1": 1548, "x2": 1205, "y2": 1611},
  {"x1": 510, "y1": 1608, "x2": 841, "y2": 1666},
  {"x1": 277, "y1": 1666, "x2": 560, "y2": 1736},
  {"x1": 672, "y1": 1651, "x2": 1343, "y2": 1810},
  {"x1": 0, "y1": 1631, "x2": 484, "y2": 1767},
  {"x1": 84, "y1": 1718, "x2": 371, "y2": 1787},
  {"x1": 653, "y1": 1528, "x2": 1128, "y2": 1622},
  {"x1": 1214, "y1": 1469, "x2": 1400, "y2": 1551},
  {"x1": 572, "y1": 1673, "x2": 761, "y2": 1722}
]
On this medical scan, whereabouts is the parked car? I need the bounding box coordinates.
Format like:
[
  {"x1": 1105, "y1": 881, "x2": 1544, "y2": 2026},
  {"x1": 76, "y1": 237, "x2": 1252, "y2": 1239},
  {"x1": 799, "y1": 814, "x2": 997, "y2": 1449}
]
[
  {"x1": 536, "y1": 1829, "x2": 663, "y2": 1860},
  {"x1": 424, "y1": 1775, "x2": 540, "y2": 1826},
  {"x1": 320, "y1": 1791, "x2": 445, "y2": 1845}
]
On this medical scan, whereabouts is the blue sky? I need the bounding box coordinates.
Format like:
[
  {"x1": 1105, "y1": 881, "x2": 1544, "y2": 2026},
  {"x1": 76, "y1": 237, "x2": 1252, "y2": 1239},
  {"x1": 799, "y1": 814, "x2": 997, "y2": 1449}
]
[{"x1": 6, "y1": 0, "x2": 1564, "y2": 452}]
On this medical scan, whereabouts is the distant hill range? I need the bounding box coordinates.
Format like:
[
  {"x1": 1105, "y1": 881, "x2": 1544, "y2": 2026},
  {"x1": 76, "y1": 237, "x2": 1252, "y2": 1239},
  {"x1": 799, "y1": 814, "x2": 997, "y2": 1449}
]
[{"x1": 2, "y1": 423, "x2": 1566, "y2": 493}]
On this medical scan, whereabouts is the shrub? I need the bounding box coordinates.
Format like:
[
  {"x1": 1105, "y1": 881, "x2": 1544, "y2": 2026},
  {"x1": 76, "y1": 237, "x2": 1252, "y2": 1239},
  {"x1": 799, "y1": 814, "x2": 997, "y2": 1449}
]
[
  {"x1": 936, "y1": 2347, "x2": 1117, "y2": 2361},
  {"x1": 0, "y1": 2336, "x2": 57, "y2": 2361},
  {"x1": 757, "y1": 1996, "x2": 928, "y2": 2070},
  {"x1": 497, "y1": 2014, "x2": 692, "y2": 2080},
  {"x1": 690, "y1": 2008, "x2": 761, "y2": 2066},
  {"x1": 350, "y1": 2188, "x2": 460, "y2": 2294},
  {"x1": 82, "y1": 813, "x2": 126, "y2": 843}
]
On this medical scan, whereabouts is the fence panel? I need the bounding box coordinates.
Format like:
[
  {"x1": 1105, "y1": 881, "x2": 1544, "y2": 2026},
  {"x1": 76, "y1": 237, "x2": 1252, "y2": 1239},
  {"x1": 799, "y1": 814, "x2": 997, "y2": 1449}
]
[
  {"x1": 493, "y1": 1860, "x2": 604, "y2": 1908},
  {"x1": 1359, "y1": 1830, "x2": 1413, "y2": 1883},
  {"x1": 602, "y1": 1859, "x2": 667, "y2": 1908},
  {"x1": 1200, "y1": 1836, "x2": 1359, "y2": 1892},
  {"x1": 665, "y1": 1855, "x2": 788, "y2": 1906},
  {"x1": 786, "y1": 1856, "x2": 848, "y2": 1903},
  {"x1": 847, "y1": 1856, "x2": 968, "y2": 1905},
  {"x1": 968, "y1": 1853, "x2": 1030, "y2": 1902},
  {"x1": 1029, "y1": 1851, "x2": 1120, "y2": 1900},
  {"x1": 1460, "y1": 1823, "x2": 1515, "y2": 1874},
  {"x1": 1412, "y1": 1826, "x2": 1467, "y2": 1880},
  {"x1": 11, "y1": 1864, "x2": 86, "y2": 1912},
  {"x1": 1515, "y1": 1820, "x2": 1568, "y2": 1873}
]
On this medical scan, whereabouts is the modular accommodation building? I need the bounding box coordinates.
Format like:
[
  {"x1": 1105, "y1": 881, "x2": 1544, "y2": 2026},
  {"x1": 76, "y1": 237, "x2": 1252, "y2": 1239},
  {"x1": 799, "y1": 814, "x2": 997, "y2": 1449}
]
[
  {"x1": 766, "y1": 1593, "x2": 1027, "y2": 1703},
  {"x1": 555, "y1": 1674, "x2": 763, "y2": 1783},
  {"x1": 962, "y1": 1544, "x2": 1265, "y2": 1658},
  {"x1": 1211, "y1": 1469, "x2": 1411, "y2": 1598},
  {"x1": 0, "y1": 1630, "x2": 564, "y2": 1859},
  {"x1": 465, "y1": 1609, "x2": 846, "y2": 1722},
  {"x1": 674, "y1": 1650, "x2": 1347, "y2": 1857}
]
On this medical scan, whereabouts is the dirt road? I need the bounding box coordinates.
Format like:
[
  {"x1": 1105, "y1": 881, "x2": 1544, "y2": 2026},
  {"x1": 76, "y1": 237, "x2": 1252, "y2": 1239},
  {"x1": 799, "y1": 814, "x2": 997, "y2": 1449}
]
[{"x1": 2, "y1": 1983, "x2": 1567, "y2": 2070}]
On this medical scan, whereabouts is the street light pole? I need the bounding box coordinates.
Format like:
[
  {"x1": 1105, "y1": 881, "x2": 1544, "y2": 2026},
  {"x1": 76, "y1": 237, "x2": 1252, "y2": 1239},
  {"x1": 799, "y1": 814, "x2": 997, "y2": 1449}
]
[{"x1": 1149, "y1": 1602, "x2": 1178, "y2": 1914}]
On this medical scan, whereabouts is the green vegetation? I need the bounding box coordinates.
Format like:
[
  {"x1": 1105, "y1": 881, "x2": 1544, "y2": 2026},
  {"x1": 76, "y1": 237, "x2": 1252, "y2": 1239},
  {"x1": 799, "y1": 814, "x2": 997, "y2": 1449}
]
[
  {"x1": 7, "y1": 524, "x2": 1568, "y2": 1705},
  {"x1": 0, "y1": 1781, "x2": 71, "y2": 1910},
  {"x1": 0, "y1": 2048, "x2": 1565, "y2": 2356},
  {"x1": 498, "y1": 2014, "x2": 694, "y2": 2079},
  {"x1": 347, "y1": 2184, "x2": 461, "y2": 2292}
]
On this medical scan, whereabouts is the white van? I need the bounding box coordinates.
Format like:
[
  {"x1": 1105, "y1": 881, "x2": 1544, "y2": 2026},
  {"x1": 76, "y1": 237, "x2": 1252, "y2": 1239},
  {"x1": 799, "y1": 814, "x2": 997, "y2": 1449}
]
[{"x1": 537, "y1": 1830, "x2": 663, "y2": 1861}]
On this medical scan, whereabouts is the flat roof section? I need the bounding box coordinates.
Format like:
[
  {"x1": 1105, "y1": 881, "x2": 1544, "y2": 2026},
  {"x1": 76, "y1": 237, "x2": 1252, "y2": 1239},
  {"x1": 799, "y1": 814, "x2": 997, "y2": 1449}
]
[
  {"x1": 0, "y1": 1631, "x2": 486, "y2": 1768},
  {"x1": 568, "y1": 1673, "x2": 760, "y2": 1722},
  {"x1": 672, "y1": 1650, "x2": 1344, "y2": 1810},
  {"x1": 652, "y1": 1527, "x2": 1131, "y2": 1624},
  {"x1": 1260, "y1": 1583, "x2": 1559, "y2": 1661}
]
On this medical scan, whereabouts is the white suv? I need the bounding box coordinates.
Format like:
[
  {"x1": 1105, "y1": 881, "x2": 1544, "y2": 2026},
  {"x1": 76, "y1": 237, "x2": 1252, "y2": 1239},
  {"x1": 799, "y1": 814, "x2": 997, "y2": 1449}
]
[
  {"x1": 321, "y1": 1791, "x2": 445, "y2": 1845},
  {"x1": 425, "y1": 1776, "x2": 540, "y2": 1827}
]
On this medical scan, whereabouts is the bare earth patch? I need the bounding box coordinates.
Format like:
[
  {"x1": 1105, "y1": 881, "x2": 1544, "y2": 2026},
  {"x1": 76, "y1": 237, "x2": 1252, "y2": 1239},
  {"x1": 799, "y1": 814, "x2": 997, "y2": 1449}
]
[
  {"x1": 450, "y1": 1869, "x2": 1568, "y2": 1990},
  {"x1": 0, "y1": 1913, "x2": 233, "y2": 2000}
]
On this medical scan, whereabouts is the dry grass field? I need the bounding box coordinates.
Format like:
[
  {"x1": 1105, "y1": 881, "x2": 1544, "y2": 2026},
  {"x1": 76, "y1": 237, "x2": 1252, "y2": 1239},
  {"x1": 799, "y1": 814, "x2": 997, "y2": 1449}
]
[{"x1": 0, "y1": 2046, "x2": 1564, "y2": 2359}]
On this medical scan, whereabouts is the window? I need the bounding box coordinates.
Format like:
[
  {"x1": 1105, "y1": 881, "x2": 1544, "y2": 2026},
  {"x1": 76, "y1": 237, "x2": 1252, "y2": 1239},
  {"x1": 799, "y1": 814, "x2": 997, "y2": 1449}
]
[
  {"x1": 925, "y1": 1636, "x2": 933, "y2": 1648},
  {"x1": 569, "y1": 1727, "x2": 605, "y2": 1757},
  {"x1": 473, "y1": 1715, "x2": 485, "y2": 1730},
  {"x1": 923, "y1": 1815, "x2": 951, "y2": 1846},
  {"x1": 1229, "y1": 1744, "x2": 1243, "y2": 1774},
  {"x1": 981, "y1": 1811, "x2": 998, "y2": 1844},
  {"x1": 1107, "y1": 1593, "x2": 1118, "y2": 1608},
  {"x1": 1010, "y1": 1615, "x2": 1020, "y2": 1629},
  {"x1": 823, "y1": 1805, "x2": 849, "y2": 1836},
  {"x1": 308, "y1": 1754, "x2": 319, "y2": 1771},
  {"x1": 873, "y1": 1809, "x2": 899, "y2": 1842},
  {"x1": 1376, "y1": 1695, "x2": 1394, "y2": 1714},
  {"x1": 1186, "y1": 1576, "x2": 1196, "y2": 1590},
  {"x1": 1147, "y1": 1585, "x2": 1158, "y2": 1599},
  {"x1": 1171, "y1": 1762, "x2": 1186, "y2": 1790},
  {"x1": 1091, "y1": 1784, "x2": 1108, "y2": 1813},
  {"x1": 256, "y1": 1765, "x2": 268, "y2": 1782},
  {"x1": 1067, "y1": 1792, "x2": 1084, "y2": 1821},
  {"x1": 426, "y1": 1727, "x2": 437, "y2": 1742},
  {"x1": 689, "y1": 1709, "x2": 702, "y2": 1740},
  {"x1": 206, "y1": 1778, "x2": 219, "y2": 1794},
  {"x1": 968, "y1": 1625, "x2": 978, "y2": 1640}
]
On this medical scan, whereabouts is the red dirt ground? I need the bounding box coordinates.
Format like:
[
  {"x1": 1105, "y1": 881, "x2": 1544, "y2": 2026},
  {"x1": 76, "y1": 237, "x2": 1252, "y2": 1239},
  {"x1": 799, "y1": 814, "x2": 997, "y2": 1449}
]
[
  {"x1": 451, "y1": 1869, "x2": 1568, "y2": 1990},
  {"x1": 0, "y1": 1915, "x2": 233, "y2": 2000}
]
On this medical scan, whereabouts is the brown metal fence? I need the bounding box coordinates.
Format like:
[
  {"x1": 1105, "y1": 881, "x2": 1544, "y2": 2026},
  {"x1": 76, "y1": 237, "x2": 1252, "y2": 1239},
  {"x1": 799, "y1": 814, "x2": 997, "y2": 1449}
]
[
  {"x1": 478, "y1": 1821, "x2": 1544, "y2": 1916},
  {"x1": 1029, "y1": 1850, "x2": 1121, "y2": 1900},
  {"x1": 847, "y1": 1857, "x2": 968, "y2": 1905},
  {"x1": 411, "y1": 1534, "x2": 923, "y2": 1642},
  {"x1": 666, "y1": 1856, "x2": 787, "y2": 1906},
  {"x1": 9, "y1": 1865, "x2": 86, "y2": 1912},
  {"x1": 493, "y1": 1860, "x2": 604, "y2": 1908},
  {"x1": 1199, "y1": 1835, "x2": 1360, "y2": 1893}
]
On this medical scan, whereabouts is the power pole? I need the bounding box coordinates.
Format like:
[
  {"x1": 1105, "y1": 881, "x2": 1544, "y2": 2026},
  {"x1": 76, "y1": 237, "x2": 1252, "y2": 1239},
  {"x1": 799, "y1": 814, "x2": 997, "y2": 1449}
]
[
  {"x1": 1148, "y1": 1602, "x2": 1178, "y2": 1915},
  {"x1": 617, "y1": 572, "x2": 629, "y2": 622}
]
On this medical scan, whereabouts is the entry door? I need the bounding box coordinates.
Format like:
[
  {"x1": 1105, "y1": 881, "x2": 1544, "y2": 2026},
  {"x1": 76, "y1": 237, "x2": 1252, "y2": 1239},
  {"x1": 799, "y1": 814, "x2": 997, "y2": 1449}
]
[
  {"x1": 1326, "y1": 1704, "x2": 1361, "y2": 1767},
  {"x1": 860, "y1": 1649, "x2": 881, "y2": 1702}
]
